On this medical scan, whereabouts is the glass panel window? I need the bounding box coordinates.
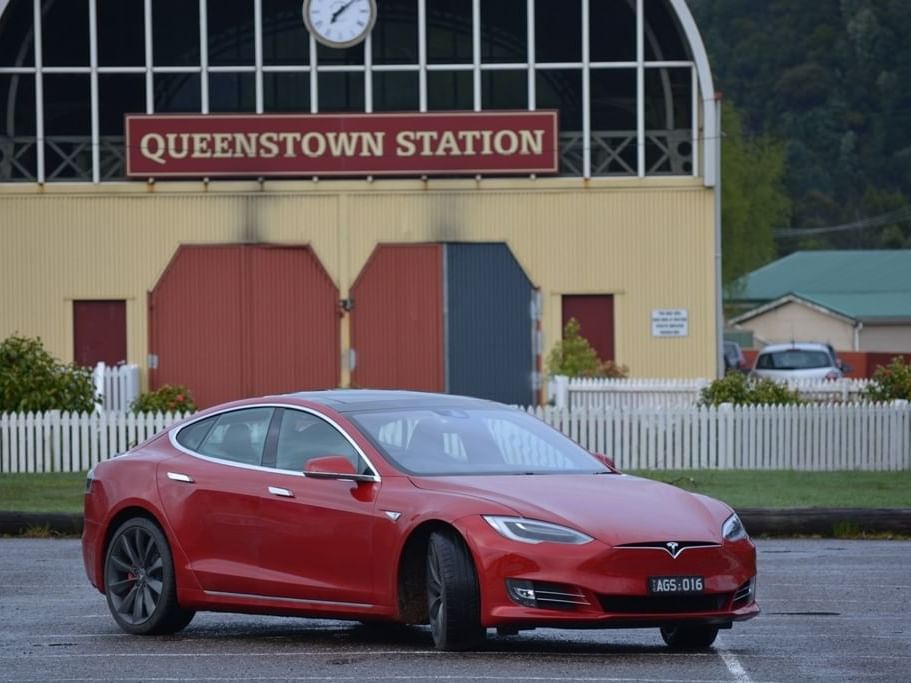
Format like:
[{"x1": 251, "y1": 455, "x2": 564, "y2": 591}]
[
  {"x1": 427, "y1": 70, "x2": 472, "y2": 110},
  {"x1": 0, "y1": 74, "x2": 37, "y2": 181},
  {"x1": 264, "y1": 72, "x2": 311, "y2": 111},
  {"x1": 590, "y1": 67, "x2": 636, "y2": 176},
  {"x1": 535, "y1": 69, "x2": 582, "y2": 175},
  {"x1": 315, "y1": 42, "x2": 364, "y2": 66},
  {"x1": 43, "y1": 0, "x2": 89, "y2": 66},
  {"x1": 153, "y1": 73, "x2": 202, "y2": 113},
  {"x1": 645, "y1": 66, "x2": 693, "y2": 175},
  {"x1": 372, "y1": 0, "x2": 417, "y2": 65},
  {"x1": 535, "y1": 0, "x2": 581, "y2": 64},
  {"x1": 198, "y1": 408, "x2": 275, "y2": 466},
  {"x1": 44, "y1": 74, "x2": 92, "y2": 180},
  {"x1": 480, "y1": 0, "x2": 527, "y2": 64},
  {"x1": 481, "y1": 70, "x2": 527, "y2": 110},
  {"x1": 153, "y1": 0, "x2": 200, "y2": 66},
  {"x1": 644, "y1": 0, "x2": 690, "y2": 61},
  {"x1": 262, "y1": 0, "x2": 311, "y2": 65},
  {"x1": 274, "y1": 409, "x2": 361, "y2": 472},
  {"x1": 373, "y1": 72, "x2": 419, "y2": 111},
  {"x1": 209, "y1": 72, "x2": 256, "y2": 112},
  {"x1": 98, "y1": 0, "x2": 145, "y2": 66},
  {"x1": 317, "y1": 72, "x2": 364, "y2": 112},
  {"x1": 208, "y1": 0, "x2": 255, "y2": 66},
  {"x1": 589, "y1": 0, "x2": 636, "y2": 63},
  {"x1": 99, "y1": 75, "x2": 145, "y2": 179},
  {"x1": 0, "y1": 0, "x2": 35, "y2": 67},
  {"x1": 427, "y1": 0, "x2": 472, "y2": 64}
]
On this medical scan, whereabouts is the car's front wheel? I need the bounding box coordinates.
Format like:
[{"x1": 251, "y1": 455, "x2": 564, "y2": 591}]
[
  {"x1": 426, "y1": 530, "x2": 485, "y2": 651},
  {"x1": 660, "y1": 623, "x2": 719, "y2": 649},
  {"x1": 104, "y1": 517, "x2": 195, "y2": 635}
]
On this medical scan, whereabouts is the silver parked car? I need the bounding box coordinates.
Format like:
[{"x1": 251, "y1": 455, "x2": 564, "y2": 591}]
[{"x1": 752, "y1": 342, "x2": 845, "y2": 381}]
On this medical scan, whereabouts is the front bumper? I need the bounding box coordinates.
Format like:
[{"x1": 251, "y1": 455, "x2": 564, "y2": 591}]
[{"x1": 456, "y1": 516, "x2": 760, "y2": 629}]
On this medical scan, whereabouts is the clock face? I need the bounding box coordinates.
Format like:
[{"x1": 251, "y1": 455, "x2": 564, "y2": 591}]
[{"x1": 303, "y1": 0, "x2": 377, "y2": 48}]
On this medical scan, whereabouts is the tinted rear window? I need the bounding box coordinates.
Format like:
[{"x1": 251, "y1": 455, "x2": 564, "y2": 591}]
[{"x1": 756, "y1": 350, "x2": 832, "y2": 370}]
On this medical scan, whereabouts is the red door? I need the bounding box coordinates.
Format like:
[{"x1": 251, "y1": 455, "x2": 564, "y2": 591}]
[
  {"x1": 149, "y1": 245, "x2": 339, "y2": 407},
  {"x1": 562, "y1": 295, "x2": 616, "y2": 362},
  {"x1": 73, "y1": 300, "x2": 126, "y2": 366},
  {"x1": 350, "y1": 244, "x2": 444, "y2": 391}
]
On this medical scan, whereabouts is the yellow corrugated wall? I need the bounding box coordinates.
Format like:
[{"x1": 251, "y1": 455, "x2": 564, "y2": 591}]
[{"x1": 0, "y1": 176, "x2": 716, "y2": 387}]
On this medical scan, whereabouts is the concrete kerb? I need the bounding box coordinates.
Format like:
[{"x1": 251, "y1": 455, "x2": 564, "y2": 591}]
[{"x1": 2, "y1": 508, "x2": 910, "y2": 537}]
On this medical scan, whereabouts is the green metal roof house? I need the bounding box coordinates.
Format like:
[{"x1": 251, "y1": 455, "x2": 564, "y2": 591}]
[{"x1": 728, "y1": 251, "x2": 911, "y2": 352}]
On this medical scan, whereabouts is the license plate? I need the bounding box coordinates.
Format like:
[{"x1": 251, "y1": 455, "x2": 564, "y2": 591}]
[{"x1": 648, "y1": 576, "x2": 704, "y2": 593}]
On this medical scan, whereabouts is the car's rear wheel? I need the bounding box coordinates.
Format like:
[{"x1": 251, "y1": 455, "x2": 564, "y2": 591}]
[
  {"x1": 104, "y1": 517, "x2": 195, "y2": 635},
  {"x1": 426, "y1": 530, "x2": 485, "y2": 651},
  {"x1": 660, "y1": 623, "x2": 719, "y2": 649}
]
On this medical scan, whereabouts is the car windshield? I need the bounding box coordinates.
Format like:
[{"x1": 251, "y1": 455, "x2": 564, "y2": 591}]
[
  {"x1": 756, "y1": 349, "x2": 832, "y2": 370},
  {"x1": 347, "y1": 407, "x2": 607, "y2": 475}
]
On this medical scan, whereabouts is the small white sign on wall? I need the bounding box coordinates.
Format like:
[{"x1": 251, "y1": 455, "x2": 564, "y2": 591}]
[{"x1": 651, "y1": 309, "x2": 688, "y2": 337}]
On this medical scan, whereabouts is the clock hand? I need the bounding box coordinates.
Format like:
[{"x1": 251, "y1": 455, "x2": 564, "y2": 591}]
[{"x1": 331, "y1": 0, "x2": 357, "y2": 23}]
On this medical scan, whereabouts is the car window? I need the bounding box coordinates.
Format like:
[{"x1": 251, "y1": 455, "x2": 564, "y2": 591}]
[
  {"x1": 756, "y1": 349, "x2": 832, "y2": 370},
  {"x1": 274, "y1": 409, "x2": 363, "y2": 473},
  {"x1": 196, "y1": 408, "x2": 274, "y2": 466},
  {"x1": 176, "y1": 416, "x2": 217, "y2": 450},
  {"x1": 350, "y1": 407, "x2": 602, "y2": 475}
]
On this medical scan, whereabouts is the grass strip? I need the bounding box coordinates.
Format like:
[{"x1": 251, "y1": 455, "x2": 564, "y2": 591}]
[
  {"x1": 632, "y1": 469, "x2": 911, "y2": 509},
  {"x1": 0, "y1": 470, "x2": 909, "y2": 515}
]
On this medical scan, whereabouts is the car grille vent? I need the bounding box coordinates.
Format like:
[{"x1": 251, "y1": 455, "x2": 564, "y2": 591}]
[
  {"x1": 732, "y1": 579, "x2": 754, "y2": 607},
  {"x1": 599, "y1": 593, "x2": 731, "y2": 614},
  {"x1": 531, "y1": 582, "x2": 591, "y2": 610}
]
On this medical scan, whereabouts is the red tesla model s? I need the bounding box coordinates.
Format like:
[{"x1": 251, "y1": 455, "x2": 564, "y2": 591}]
[{"x1": 82, "y1": 390, "x2": 758, "y2": 650}]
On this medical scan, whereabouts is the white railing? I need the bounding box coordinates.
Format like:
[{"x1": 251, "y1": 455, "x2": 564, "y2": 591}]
[
  {"x1": 527, "y1": 402, "x2": 910, "y2": 471},
  {"x1": 548, "y1": 376, "x2": 875, "y2": 410},
  {"x1": 0, "y1": 411, "x2": 185, "y2": 473},
  {"x1": 92, "y1": 363, "x2": 141, "y2": 412},
  {"x1": 1, "y1": 402, "x2": 909, "y2": 473}
]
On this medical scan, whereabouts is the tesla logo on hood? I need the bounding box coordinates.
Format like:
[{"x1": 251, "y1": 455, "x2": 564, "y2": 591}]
[{"x1": 665, "y1": 541, "x2": 680, "y2": 557}]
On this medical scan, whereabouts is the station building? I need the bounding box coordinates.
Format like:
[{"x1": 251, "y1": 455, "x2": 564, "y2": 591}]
[{"x1": 0, "y1": 0, "x2": 721, "y2": 408}]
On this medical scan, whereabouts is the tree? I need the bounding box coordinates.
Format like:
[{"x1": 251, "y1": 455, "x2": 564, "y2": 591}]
[
  {"x1": 721, "y1": 101, "x2": 791, "y2": 294},
  {"x1": 546, "y1": 318, "x2": 627, "y2": 378},
  {"x1": 0, "y1": 335, "x2": 99, "y2": 412}
]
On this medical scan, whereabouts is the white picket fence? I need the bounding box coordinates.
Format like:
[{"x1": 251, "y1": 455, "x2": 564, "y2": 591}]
[
  {"x1": 92, "y1": 363, "x2": 141, "y2": 412},
  {"x1": 0, "y1": 411, "x2": 185, "y2": 473},
  {"x1": 1, "y1": 402, "x2": 909, "y2": 473},
  {"x1": 526, "y1": 403, "x2": 910, "y2": 471},
  {"x1": 548, "y1": 376, "x2": 875, "y2": 410}
]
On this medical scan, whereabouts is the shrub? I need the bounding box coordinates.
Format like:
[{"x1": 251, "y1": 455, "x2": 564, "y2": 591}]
[
  {"x1": 699, "y1": 372, "x2": 802, "y2": 406},
  {"x1": 131, "y1": 384, "x2": 197, "y2": 414},
  {"x1": 864, "y1": 356, "x2": 911, "y2": 402},
  {"x1": 0, "y1": 335, "x2": 99, "y2": 413},
  {"x1": 547, "y1": 318, "x2": 629, "y2": 378}
]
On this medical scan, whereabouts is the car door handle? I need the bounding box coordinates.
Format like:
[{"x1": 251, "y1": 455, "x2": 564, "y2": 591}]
[
  {"x1": 166, "y1": 472, "x2": 194, "y2": 483},
  {"x1": 267, "y1": 486, "x2": 294, "y2": 498}
]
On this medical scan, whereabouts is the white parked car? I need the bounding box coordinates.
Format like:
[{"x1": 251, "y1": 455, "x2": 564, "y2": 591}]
[{"x1": 752, "y1": 342, "x2": 844, "y2": 381}]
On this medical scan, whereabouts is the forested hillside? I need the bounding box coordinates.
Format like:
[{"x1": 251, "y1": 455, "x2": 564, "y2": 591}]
[{"x1": 691, "y1": 0, "x2": 911, "y2": 253}]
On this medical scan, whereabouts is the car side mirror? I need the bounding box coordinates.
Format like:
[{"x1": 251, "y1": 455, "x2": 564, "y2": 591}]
[
  {"x1": 304, "y1": 455, "x2": 377, "y2": 483},
  {"x1": 591, "y1": 452, "x2": 620, "y2": 473}
]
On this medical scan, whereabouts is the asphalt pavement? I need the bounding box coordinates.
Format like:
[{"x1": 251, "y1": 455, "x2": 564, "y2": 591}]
[{"x1": 1, "y1": 538, "x2": 909, "y2": 682}]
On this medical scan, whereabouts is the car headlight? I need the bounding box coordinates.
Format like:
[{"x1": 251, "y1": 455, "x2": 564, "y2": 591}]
[
  {"x1": 723, "y1": 513, "x2": 748, "y2": 541},
  {"x1": 483, "y1": 516, "x2": 594, "y2": 545}
]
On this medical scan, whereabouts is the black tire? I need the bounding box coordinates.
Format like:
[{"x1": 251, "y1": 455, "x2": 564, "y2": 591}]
[
  {"x1": 426, "y1": 530, "x2": 485, "y2": 651},
  {"x1": 104, "y1": 517, "x2": 195, "y2": 635},
  {"x1": 660, "y1": 623, "x2": 719, "y2": 650}
]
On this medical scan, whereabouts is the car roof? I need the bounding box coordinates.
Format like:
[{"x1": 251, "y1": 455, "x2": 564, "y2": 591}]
[
  {"x1": 758, "y1": 342, "x2": 832, "y2": 354},
  {"x1": 284, "y1": 389, "x2": 501, "y2": 413}
]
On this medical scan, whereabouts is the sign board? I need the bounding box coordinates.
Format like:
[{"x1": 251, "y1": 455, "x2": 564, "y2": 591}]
[
  {"x1": 651, "y1": 309, "x2": 689, "y2": 337},
  {"x1": 125, "y1": 111, "x2": 559, "y2": 178}
]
